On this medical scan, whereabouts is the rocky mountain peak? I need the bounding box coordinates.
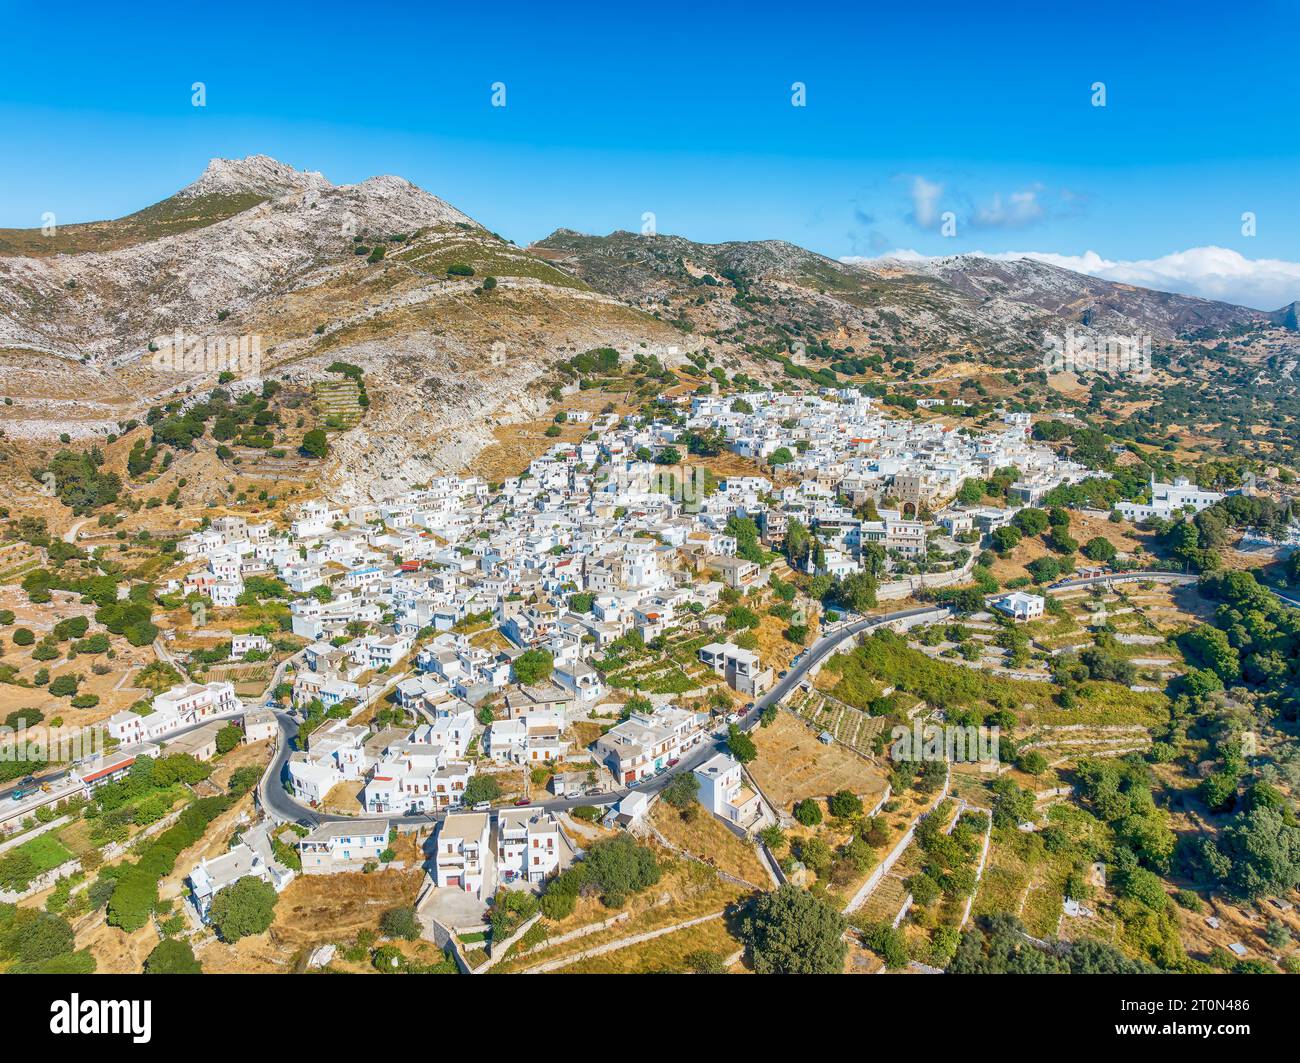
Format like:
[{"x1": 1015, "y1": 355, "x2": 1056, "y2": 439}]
[{"x1": 181, "y1": 154, "x2": 332, "y2": 200}]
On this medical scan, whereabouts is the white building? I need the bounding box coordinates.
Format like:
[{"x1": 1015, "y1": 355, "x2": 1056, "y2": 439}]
[
  {"x1": 593, "y1": 705, "x2": 707, "y2": 785},
  {"x1": 298, "y1": 819, "x2": 391, "y2": 874},
  {"x1": 993, "y1": 591, "x2": 1045, "y2": 621},
  {"x1": 106, "y1": 681, "x2": 240, "y2": 745},
  {"x1": 435, "y1": 812, "x2": 491, "y2": 895},
  {"x1": 698, "y1": 642, "x2": 772, "y2": 697},
  {"x1": 693, "y1": 752, "x2": 763, "y2": 826},
  {"x1": 496, "y1": 809, "x2": 563, "y2": 885},
  {"x1": 187, "y1": 822, "x2": 295, "y2": 924},
  {"x1": 1117, "y1": 476, "x2": 1225, "y2": 522}
]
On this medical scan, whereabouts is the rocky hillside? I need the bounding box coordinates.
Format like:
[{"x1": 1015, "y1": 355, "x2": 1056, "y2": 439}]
[
  {"x1": 530, "y1": 230, "x2": 1278, "y2": 364},
  {"x1": 3, "y1": 155, "x2": 1297, "y2": 513},
  {"x1": 0, "y1": 156, "x2": 688, "y2": 503}
]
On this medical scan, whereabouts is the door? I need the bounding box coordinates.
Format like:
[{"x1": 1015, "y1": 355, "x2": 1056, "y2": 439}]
[{"x1": 446, "y1": 875, "x2": 460, "y2": 888}]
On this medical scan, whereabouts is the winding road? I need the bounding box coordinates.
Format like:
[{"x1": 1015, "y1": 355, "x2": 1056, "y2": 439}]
[{"x1": 252, "y1": 569, "x2": 1294, "y2": 830}]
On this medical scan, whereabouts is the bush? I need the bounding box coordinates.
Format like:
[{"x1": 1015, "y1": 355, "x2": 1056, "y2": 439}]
[
  {"x1": 48, "y1": 675, "x2": 80, "y2": 698},
  {"x1": 793, "y1": 798, "x2": 823, "y2": 826},
  {"x1": 827, "y1": 790, "x2": 863, "y2": 818},
  {"x1": 380, "y1": 906, "x2": 420, "y2": 941},
  {"x1": 740, "y1": 885, "x2": 847, "y2": 974},
  {"x1": 512, "y1": 648, "x2": 553, "y2": 685},
  {"x1": 300, "y1": 429, "x2": 328, "y2": 459},
  {"x1": 144, "y1": 938, "x2": 202, "y2": 974},
  {"x1": 684, "y1": 949, "x2": 726, "y2": 974},
  {"x1": 5, "y1": 707, "x2": 43, "y2": 730},
  {"x1": 209, "y1": 876, "x2": 278, "y2": 942}
]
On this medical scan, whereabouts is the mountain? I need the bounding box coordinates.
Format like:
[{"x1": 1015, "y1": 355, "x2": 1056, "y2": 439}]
[
  {"x1": 2, "y1": 155, "x2": 1296, "y2": 512},
  {"x1": 877, "y1": 253, "x2": 1273, "y2": 338},
  {"x1": 0, "y1": 156, "x2": 685, "y2": 502},
  {"x1": 530, "y1": 231, "x2": 1275, "y2": 361},
  {"x1": 1268, "y1": 299, "x2": 1300, "y2": 332}
]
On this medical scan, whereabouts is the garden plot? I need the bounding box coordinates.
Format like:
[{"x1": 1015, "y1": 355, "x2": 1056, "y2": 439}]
[{"x1": 792, "y1": 693, "x2": 888, "y2": 756}]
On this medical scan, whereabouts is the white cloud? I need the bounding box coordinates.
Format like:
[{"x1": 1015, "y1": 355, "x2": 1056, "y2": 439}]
[
  {"x1": 842, "y1": 245, "x2": 1300, "y2": 311},
  {"x1": 971, "y1": 185, "x2": 1045, "y2": 230},
  {"x1": 907, "y1": 176, "x2": 944, "y2": 229}
]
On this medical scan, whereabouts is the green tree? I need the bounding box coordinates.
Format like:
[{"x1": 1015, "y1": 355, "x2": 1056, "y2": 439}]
[
  {"x1": 463, "y1": 774, "x2": 502, "y2": 806},
  {"x1": 513, "y1": 649, "x2": 554, "y2": 685},
  {"x1": 827, "y1": 789, "x2": 863, "y2": 818},
  {"x1": 727, "y1": 724, "x2": 757, "y2": 764},
  {"x1": 794, "y1": 798, "x2": 823, "y2": 826},
  {"x1": 300, "y1": 429, "x2": 328, "y2": 459},
  {"x1": 662, "y1": 771, "x2": 700, "y2": 810},
  {"x1": 1082, "y1": 536, "x2": 1117, "y2": 563},
  {"x1": 1011, "y1": 508, "x2": 1049, "y2": 536},
  {"x1": 144, "y1": 938, "x2": 202, "y2": 974},
  {"x1": 215, "y1": 724, "x2": 243, "y2": 756},
  {"x1": 739, "y1": 885, "x2": 847, "y2": 974},
  {"x1": 991, "y1": 526, "x2": 1022, "y2": 553},
  {"x1": 209, "y1": 876, "x2": 279, "y2": 942}
]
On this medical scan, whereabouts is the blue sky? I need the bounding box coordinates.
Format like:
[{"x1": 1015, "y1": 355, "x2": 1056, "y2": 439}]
[{"x1": 2, "y1": 0, "x2": 1299, "y2": 307}]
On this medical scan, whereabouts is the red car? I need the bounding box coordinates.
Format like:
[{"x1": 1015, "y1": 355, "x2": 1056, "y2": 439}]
[
  {"x1": 667, "y1": 758, "x2": 680, "y2": 768},
  {"x1": 514, "y1": 798, "x2": 531, "y2": 806}
]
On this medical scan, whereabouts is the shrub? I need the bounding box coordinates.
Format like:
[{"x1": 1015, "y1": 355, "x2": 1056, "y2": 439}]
[
  {"x1": 793, "y1": 798, "x2": 823, "y2": 826},
  {"x1": 380, "y1": 906, "x2": 420, "y2": 941}
]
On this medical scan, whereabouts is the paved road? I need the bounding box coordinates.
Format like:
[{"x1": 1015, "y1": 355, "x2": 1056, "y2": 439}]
[
  {"x1": 255, "y1": 600, "x2": 953, "y2": 828},
  {"x1": 0, "y1": 709, "x2": 245, "y2": 804},
  {"x1": 0, "y1": 767, "x2": 72, "y2": 803},
  {"x1": 254, "y1": 568, "x2": 1300, "y2": 830},
  {"x1": 62, "y1": 519, "x2": 90, "y2": 545}
]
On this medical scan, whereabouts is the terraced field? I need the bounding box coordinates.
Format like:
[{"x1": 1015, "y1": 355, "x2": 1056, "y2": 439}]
[{"x1": 788, "y1": 689, "x2": 890, "y2": 756}]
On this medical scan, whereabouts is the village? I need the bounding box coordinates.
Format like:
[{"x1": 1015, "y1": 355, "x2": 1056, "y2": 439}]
[{"x1": 2, "y1": 381, "x2": 1254, "y2": 975}]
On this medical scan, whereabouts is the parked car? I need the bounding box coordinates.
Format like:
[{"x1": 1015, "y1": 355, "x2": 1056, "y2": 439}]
[
  {"x1": 472, "y1": 801, "x2": 491, "y2": 812},
  {"x1": 667, "y1": 758, "x2": 680, "y2": 768},
  {"x1": 514, "y1": 798, "x2": 531, "y2": 806}
]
